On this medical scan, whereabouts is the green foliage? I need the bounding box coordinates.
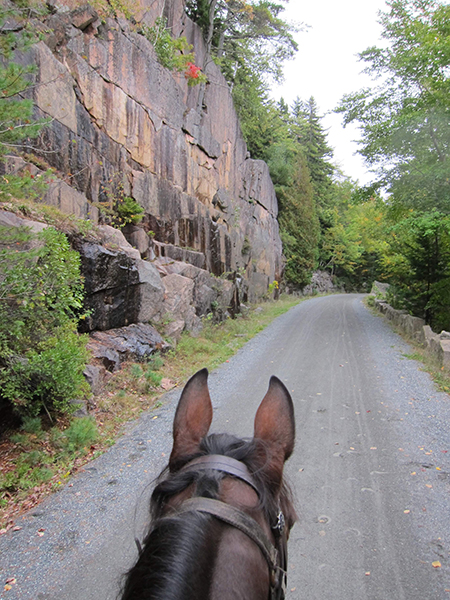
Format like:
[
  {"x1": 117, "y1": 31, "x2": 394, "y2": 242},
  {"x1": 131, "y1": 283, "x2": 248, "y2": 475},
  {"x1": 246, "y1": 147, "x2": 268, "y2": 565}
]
[
  {"x1": 319, "y1": 194, "x2": 390, "y2": 290},
  {"x1": 290, "y1": 97, "x2": 334, "y2": 205},
  {"x1": 141, "y1": 17, "x2": 207, "y2": 85},
  {"x1": 186, "y1": 0, "x2": 299, "y2": 85},
  {"x1": 0, "y1": 2, "x2": 53, "y2": 205},
  {"x1": 383, "y1": 210, "x2": 450, "y2": 331},
  {"x1": 96, "y1": 176, "x2": 144, "y2": 228},
  {"x1": 336, "y1": 0, "x2": 450, "y2": 213},
  {"x1": 130, "y1": 364, "x2": 144, "y2": 380},
  {"x1": 63, "y1": 417, "x2": 98, "y2": 452},
  {"x1": 115, "y1": 196, "x2": 145, "y2": 226},
  {"x1": 277, "y1": 153, "x2": 320, "y2": 288},
  {"x1": 0, "y1": 322, "x2": 90, "y2": 416},
  {"x1": 21, "y1": 415, "x2": 43, "y2": 435},
  {"x1": 145, "y1": 369, "x2": 162, "y2": 388},
  {"x1": 0, "y1": 226, "x2": 89, "y2": 417}
]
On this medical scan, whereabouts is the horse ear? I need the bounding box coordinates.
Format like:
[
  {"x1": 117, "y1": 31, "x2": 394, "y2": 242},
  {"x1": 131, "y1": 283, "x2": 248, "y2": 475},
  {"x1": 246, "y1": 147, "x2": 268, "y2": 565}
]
[
  {"x1": 253, "y1": 376, "x2": 295, "y2": 485},
  {"x1": 169, "y1": 368, "x2": 213, "y2": 470}
]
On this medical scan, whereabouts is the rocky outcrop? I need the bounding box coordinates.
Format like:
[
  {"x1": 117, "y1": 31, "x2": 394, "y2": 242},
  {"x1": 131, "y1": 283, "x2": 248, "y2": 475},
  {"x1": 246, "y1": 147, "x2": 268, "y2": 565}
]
[
  {"x1": 87, "y1": 322, "x2": 171, "y2": 372},
  {"x1": 299, "y1": 271, "x2": 337, "y2": 296},
  {"x1": 18, "y1": 0, "x2": 282, "y2": 315}
]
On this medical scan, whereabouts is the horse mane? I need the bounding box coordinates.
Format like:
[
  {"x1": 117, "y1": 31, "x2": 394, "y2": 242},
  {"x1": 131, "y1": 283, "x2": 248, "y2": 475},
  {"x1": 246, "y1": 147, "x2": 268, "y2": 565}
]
[{"x1": 120, "y1": 433, "x2": 297, "y2": 600}]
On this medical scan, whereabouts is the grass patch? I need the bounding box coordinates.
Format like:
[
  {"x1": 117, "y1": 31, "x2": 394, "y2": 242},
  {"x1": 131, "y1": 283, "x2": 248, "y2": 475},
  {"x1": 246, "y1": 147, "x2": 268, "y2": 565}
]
[
  {"x1": 0, "y1": 294, "x2": 302, "y2": 528},
  {"x1": 403, "y1": 350, "x2": 450, "y2": 394}
]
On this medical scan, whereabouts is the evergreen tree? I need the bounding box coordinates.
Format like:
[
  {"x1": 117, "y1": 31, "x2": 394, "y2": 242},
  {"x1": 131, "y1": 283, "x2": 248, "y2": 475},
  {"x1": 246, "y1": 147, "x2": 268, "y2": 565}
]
[
  {"x1": 277, "y1": 153, "x2": 320, "y2": 288},
  {"x1": 290, "y1": 97, "x2": 334, "y2": 206}
]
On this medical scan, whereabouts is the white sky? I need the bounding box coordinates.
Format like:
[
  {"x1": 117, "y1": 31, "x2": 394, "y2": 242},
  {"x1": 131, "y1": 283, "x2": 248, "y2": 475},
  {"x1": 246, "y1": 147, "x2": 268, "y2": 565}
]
[{"x1": 271, "y1": 0, "x2": 389, "y2": 185}]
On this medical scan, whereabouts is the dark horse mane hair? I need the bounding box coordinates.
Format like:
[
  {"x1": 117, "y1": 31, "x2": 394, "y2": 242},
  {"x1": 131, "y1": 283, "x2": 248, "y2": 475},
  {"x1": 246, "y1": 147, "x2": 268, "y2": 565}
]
[{"x1": 120, "y1": 432, "x2": 297, "y2": 600}]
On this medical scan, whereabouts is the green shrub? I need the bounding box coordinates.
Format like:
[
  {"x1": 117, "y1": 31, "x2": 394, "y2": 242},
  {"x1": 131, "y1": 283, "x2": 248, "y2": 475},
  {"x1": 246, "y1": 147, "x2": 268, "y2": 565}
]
[
  {"x1": 0, "y1": 227, "x2": 89, "y2": 417},
  {"x1": 145, "y1": 369, "x2": 162, "y2": 388},
  {"x1": 147, "y1": 354, "x2": 164, "y2": 371},
  {"x1": 0, "y1": 323, "x2": 90, "y2": 417},
  {"x1": 63, "y1": 417, "x2": 98, "y2": 452},
  {"x1": 20, "y1": 416, "x2": 42, "y2": 435},
  {"x1": 130, "y1": 364, "x2": 144, "y2": 381},
  {"x1": 115, "y1": 196, "x2": 144, "y2": 227}
]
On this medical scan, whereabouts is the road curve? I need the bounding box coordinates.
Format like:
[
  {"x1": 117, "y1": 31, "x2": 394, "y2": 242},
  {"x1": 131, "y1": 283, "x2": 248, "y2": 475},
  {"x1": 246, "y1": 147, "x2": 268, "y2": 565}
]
[{"x1": 1, "y1": 294, "x2": 449, "y2": 599}]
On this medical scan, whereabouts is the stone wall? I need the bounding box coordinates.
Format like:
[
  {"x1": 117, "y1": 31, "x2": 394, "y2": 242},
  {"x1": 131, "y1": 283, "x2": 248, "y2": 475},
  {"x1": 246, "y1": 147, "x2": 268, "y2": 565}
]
[
  {"x1": 17, "y1": 0, "x2": 282, "y2": 316},
  {"x1": 371, "y1": 282, "x2": 450, "y2": 371}
]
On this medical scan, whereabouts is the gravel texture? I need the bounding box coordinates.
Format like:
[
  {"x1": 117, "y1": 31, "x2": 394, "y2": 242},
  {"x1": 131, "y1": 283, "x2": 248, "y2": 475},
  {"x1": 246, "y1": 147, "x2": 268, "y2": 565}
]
[{"x1": 1, "y1": 294, "x2": 449, "y2": 599}]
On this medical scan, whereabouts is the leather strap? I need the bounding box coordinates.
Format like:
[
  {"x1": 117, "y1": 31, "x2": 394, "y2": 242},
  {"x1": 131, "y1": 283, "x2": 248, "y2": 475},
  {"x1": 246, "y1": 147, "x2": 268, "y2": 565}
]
[
  {"x1": 179, "y1": 455, "x2": 260, "y2": 497},
  {"x1": 175, "y1": 497, "x2": 279, "y2": 570}
]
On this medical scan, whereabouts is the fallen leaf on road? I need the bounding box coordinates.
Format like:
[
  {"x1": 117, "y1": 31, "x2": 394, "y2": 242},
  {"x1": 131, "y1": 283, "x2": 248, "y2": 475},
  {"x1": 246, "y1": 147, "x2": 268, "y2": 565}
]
[
  {"x1": 404, "y1": 510, "x2": 410, "y2": 514},
  {"x1": 426, "y1": 484, "x2": 433, "y2": 489},
  {"x1": 37, "y1": 528, "x2": 45, "y2": 537},
  {"x1": 4, "y1": 585, "x2": 12, "y2": 592},
  {"x1": 5, "y1": 579, "x2": 16, "y2": 585},
  {"x1": 152, "y1": 416, "x2": 158, "y2": 420},
  {"x1": 370, "y1": 447, "x2": 377, "y2": 450},
  {"x1": 432, "y1": 561, "x2": 441, "y2": 568},
  {"x1": 411, "y1": 472, "x2": 417, "y2": 475},
  {"x1": 161, "y1": 378, "x2": 176, "y2": 391},
  {"x1": 365, "y1": 571, "x2": 370, "y2": 576}
]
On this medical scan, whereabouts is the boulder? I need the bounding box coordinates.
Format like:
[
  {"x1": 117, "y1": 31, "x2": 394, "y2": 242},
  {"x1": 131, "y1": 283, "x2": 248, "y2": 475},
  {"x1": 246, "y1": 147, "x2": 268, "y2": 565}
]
[
  {"x1": 0, "y1": 209, "x2": 47, "y2": 236},
  {"x1": 87, "y1": 323, "x2": 171, "y2": 371},
  {"x1": 161, "y1": 273, "x2": 194, "y2": 323},
  {"x1": 96, "y1": 225, "x2": 141, "y2": 261},
  {"x1": 371, "y1": 281, "x2": 390, "y2": 299},
  {"x1": 83, "y1": 364, "x2": 107, "y2": 395},
  {"x1": 76, "y1": 241, "x2": 164, "y2": 331},
  {"x1": 122, "y1": 224, "x2": 151, "y2": 258}
]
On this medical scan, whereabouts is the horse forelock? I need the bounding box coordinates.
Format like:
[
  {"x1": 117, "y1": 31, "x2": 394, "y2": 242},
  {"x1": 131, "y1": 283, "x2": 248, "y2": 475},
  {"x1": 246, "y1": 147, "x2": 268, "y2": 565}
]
[
  {"x1": 152, "y1": 432, "x2": 296, "y2": 534},
  {"x1": 120, "y1": 432, "x2": 296, "y2": 599}
]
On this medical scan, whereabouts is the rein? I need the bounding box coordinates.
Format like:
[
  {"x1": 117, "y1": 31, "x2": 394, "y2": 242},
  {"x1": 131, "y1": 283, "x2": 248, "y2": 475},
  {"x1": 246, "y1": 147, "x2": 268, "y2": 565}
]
[{"x1": 173, "y1": 454, "x2": 288, "y2": 600}]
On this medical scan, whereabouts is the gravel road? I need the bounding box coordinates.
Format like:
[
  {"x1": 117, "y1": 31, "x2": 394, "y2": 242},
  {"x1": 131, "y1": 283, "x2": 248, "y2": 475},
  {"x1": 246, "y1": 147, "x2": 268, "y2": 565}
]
[{"x1": 1, "y1": 294, "x2": 449, "y2": 599}]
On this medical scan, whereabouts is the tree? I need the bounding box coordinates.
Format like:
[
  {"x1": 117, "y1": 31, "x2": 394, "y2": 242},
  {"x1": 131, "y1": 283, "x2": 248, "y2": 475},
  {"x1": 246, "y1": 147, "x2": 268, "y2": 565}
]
[
  {"x1": 185, "y1": 0, "x2": 299, "y2": 85},
  {"x1": 336, "y1": 0, "x2": 450, "y2": 212},
  {"x1": 0, "y1": 2, "x2": 50, "y2": 198},
  {"x1": 277, "y1": 153, "x2": 320, "y2": 288},
  {"x1": 382, "y1": 210, "x2": 450, "y2": 331},
  {"x1": 291, "y1": 97, "x2": 334, "y2": 205}
]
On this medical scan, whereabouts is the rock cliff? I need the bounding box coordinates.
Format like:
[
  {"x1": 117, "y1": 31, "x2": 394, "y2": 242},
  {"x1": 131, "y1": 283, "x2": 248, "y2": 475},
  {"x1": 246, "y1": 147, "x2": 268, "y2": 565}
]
[{"x1": 9, "y1": 0, "x2": 283, "y2": 336}]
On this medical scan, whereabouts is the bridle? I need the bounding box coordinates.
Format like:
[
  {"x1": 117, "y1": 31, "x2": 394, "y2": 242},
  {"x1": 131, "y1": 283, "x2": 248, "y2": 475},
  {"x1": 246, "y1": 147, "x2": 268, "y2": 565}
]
[{"x1": 174, "y1": 454, "x2": 289, "y2": 600}]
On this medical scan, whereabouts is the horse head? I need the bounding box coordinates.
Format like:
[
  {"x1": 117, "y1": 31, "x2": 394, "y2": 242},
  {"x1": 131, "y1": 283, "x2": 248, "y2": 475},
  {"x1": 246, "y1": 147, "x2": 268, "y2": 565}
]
[{"x1": 121, "y1": 368, "x2": 296, "y2": 600}]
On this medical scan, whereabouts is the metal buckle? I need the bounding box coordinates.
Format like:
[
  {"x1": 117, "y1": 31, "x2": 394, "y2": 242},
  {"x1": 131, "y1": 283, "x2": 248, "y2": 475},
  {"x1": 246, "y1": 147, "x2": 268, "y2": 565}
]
[{"x1": 272, "y1": 510, "x2": 285, "y2": 536}]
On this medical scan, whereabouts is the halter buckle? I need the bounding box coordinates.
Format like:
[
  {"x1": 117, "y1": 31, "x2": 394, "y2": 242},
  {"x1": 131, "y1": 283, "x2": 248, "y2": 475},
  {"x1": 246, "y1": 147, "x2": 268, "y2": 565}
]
[{"x1": 272, "y1": 510, "x2": 285, "y2": 536}]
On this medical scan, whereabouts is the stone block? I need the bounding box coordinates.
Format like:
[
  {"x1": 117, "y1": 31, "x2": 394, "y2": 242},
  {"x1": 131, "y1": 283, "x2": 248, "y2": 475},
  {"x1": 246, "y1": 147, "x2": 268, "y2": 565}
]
[
  {"x1": 162, "y1": 274, "x2": 194, "y2": 321},
  {"x1": 136, "y1": 259, "x2": 165, "y2": 323},
  {"x1": 404, "y1": 315, "x2": 426, "y2": 342},
  {"x1": 96, "y1": 225, "x2": 141, "y2": 260},
  {"x1": 441, "y1": 340, "x2": 450, "y2": 371},
  {"x1": 70, "y1": 4, "x2": 99, "y2": 30}
]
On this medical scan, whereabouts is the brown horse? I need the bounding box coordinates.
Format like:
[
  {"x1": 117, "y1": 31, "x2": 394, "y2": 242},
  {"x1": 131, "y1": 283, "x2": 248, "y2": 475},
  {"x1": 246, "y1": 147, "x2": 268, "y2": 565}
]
[{"x1": 120, "y1": 368, "x2": 296, "y2": 600}]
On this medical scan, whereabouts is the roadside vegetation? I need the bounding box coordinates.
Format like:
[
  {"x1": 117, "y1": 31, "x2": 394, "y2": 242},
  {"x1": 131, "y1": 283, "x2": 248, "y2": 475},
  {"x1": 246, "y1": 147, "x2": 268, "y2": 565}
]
[
  {"x1": 1, "y1": 0, "x2": 449, "y2": 529},
  {"x1": 0, "y1": 294, "x2": 302, "y2": 530}
]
